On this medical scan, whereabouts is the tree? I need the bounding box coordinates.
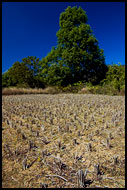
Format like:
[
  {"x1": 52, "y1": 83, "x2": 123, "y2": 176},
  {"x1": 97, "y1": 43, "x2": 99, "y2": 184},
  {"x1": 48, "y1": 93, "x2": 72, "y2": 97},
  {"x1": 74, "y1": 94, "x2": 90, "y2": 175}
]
[
  {"x1": 40, "y1": 47, "x2": 72, "y2": 86},
  {"x1": 22, "y1": 56, "x2": 41, "y2": 76},
  {"x1": 22, "y1": 56, "x2": 45, "y2": 88},
  {"x1": 40, "y1": 6, "x2": 108, "y2": 85},
  {"x1": 2, "y1": 71, "x2": 12, "y2": 87},
  {"x1": 2, "y1": 57, "x2": 45, "y2": 89},
  {"x1": 101, "y1": 63, "x2": 125, "y2": 92},
  {"x1": 6, "y1": 61, "x2": 33, "y2": 87}
]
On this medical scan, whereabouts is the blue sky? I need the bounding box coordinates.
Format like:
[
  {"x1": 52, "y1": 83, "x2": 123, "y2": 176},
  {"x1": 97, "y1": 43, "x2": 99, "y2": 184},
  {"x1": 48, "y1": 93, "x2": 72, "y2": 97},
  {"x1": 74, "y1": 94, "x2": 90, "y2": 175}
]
[{"x1": 2, "y1": 2, "x2": 125, "y2": 73}]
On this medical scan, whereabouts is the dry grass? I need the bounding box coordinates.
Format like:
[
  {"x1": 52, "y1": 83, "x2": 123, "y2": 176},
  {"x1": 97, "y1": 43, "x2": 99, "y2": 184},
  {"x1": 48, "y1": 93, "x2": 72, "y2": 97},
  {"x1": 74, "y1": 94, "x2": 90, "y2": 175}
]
[
  {"x1": 2, "y1": 94, "x2": 125, "y2": 188},
  {"x1": 2, "y1": 87, "x2": 58, "y2": 95}
]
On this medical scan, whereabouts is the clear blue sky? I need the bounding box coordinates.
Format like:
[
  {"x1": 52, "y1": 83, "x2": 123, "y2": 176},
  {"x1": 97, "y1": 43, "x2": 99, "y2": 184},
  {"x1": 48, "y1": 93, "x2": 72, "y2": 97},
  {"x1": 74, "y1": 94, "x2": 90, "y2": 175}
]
[{"x1": 2, "y1": 2, "x2": 125, "y2": 73}]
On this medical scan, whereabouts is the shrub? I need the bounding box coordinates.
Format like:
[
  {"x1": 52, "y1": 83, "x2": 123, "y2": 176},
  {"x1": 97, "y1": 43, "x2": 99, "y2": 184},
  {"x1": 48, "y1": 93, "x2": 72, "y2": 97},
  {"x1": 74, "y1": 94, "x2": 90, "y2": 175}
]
[{"x1": 42, "y1": 87, "x2": 59, "y2": 94}]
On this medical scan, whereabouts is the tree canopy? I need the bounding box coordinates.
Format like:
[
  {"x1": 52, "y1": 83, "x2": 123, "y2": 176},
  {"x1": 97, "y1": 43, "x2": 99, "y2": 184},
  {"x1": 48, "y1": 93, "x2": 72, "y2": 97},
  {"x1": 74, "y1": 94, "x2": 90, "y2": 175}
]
[
  {"x1": 2, "y1": 57, "x2": 45, "y2": 88},
  {"x1": 100, "y1": 63, "x2": 125, "y2": 92},
  {"x1": 40, "y1": 6, "x2": 108, "y2": 86},
  {"x1": 2, "y1": 62, "x2": 32, "y2": 87}
]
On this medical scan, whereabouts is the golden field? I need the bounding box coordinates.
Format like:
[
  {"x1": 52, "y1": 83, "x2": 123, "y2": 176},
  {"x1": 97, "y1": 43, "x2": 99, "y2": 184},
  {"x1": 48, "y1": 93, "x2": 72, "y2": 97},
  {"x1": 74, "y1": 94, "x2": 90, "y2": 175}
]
[{"x1": 2, "y1": 94, "x2": 125, "y2": 188}]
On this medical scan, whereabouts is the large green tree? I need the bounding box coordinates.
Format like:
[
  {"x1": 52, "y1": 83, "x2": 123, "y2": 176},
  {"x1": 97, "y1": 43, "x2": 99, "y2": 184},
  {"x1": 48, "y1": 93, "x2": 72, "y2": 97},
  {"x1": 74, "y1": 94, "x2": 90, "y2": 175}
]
[{"x1": 40, "y1": 6, "x2": 108, "y2": 85}]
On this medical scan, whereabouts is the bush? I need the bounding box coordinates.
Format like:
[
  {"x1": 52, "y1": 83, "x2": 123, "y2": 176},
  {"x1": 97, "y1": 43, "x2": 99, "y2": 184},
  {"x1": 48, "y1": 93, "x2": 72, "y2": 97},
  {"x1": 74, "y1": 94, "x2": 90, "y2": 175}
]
[
  {"x1": 58, "y1": 81, "x2": 85, "y2": 93},
  {"x1": 119, "y1": 85, "x2": 125, "y2": 96},
  {"x1": 79, "y1": 82, "x2": 125, "y2": 96},
  {"x1": 100, "y1": 63, "x2": 125, "y2": 92},
  {"x1": 95, "y1": 84, "x2": 118, "y2": 95},
  {"x1": 42, "y1": 87, "x2": 59, "y2": 94},
  {"x1": 16, "y1": 83, "x2": 30, "y2": 88}
]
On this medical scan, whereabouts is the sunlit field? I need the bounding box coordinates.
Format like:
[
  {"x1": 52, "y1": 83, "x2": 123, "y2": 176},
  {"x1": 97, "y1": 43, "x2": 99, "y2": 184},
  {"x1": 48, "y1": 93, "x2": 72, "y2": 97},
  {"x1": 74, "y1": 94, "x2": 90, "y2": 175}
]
[{"x1": 2, "y1": 94, "x2": 125, "y2": 188}]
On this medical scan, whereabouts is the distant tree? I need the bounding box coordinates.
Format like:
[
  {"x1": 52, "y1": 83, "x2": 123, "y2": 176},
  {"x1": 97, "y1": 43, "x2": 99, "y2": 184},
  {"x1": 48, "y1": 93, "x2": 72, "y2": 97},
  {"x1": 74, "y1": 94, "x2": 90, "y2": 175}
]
[
  {"x1": 40, "y1": 6, "x2": 108, "y2": 85},
  {"x1": 100, "y1": 63, "x2": 125, "y2": 92},
  {"x1": 2, "y1": 57, "x2": 45, "y2": 88},
  {"x1": 2, "y1": 71, "x2": 11, "y2": 87},
  {"x1": 22, "y1": 56, "x2": 44, "y2": 88},
  {"x1": 6, "y1": 61, "x2": 33, "y2": 87}
]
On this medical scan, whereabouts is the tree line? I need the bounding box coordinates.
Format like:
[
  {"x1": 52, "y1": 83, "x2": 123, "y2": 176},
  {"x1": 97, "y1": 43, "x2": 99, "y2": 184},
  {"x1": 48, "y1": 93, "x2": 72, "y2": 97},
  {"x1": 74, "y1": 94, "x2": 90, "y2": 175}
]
[{"x1": 2, "y1": 6, "x2": 125, "y2": 94}]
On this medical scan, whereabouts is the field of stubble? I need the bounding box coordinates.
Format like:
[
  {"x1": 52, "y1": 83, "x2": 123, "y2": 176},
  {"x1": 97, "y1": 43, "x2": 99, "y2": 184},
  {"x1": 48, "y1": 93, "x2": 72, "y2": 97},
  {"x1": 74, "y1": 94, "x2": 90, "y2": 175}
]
[{"x1": 2, "y1": 94, "x2": 125, "y2": 188}]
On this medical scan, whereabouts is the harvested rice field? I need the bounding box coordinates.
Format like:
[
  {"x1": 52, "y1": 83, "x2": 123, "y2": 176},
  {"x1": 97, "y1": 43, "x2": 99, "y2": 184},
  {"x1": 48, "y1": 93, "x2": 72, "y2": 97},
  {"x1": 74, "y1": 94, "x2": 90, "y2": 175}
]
[{"x1": 2, "y1": 94, "x2": 125, "y2": 188}]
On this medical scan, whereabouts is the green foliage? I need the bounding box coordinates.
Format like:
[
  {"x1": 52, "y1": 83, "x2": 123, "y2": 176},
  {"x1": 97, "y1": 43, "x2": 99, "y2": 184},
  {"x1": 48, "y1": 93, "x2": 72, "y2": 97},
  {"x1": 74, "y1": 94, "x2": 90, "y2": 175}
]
[
  {"x1": 2, "y1": 62, "x2": 32, "y2": 88},
  {"x1": 2, "y1": 71, "x2": 11, "y2": 87},
  {"x1": 40, "y1": 47, "x2": 72, "y2": 86},
  {"x1": 21, "y1": 56, "x2": 45, "y2": 88},
  {"x1": 100, "y1": 63, "x2": 125, "y2": 92},
  {"x1": 40, "y1": 6, "x2": 108, "y2": 86},
  {"x1": 2, "y1": 57, "x2": 45, "y2": 89},
  {"x1": 16, "y1": 83, "x2": 30, "y2": 88},
  {"x1": 22, "y1": 56, "x2": 41, "y2": 76},
  {"x1": 95, "y1": 84, "x2": 119, "y2": 95},
  {"x1": 46, "y1": 63, "x2": 71, "y2": 86},
  {"x1": 7, "y1": 61, "x2": 34, "y2": 87},
  {"x1": 58, "y1": 81, "x2": 85, "y2": 93},
  {"x1": 78, "y1": 64, "x2": 125, "y2": 96},
  {"x1": 79, "y1": 64, "x2": 125, "y2": 96}
]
